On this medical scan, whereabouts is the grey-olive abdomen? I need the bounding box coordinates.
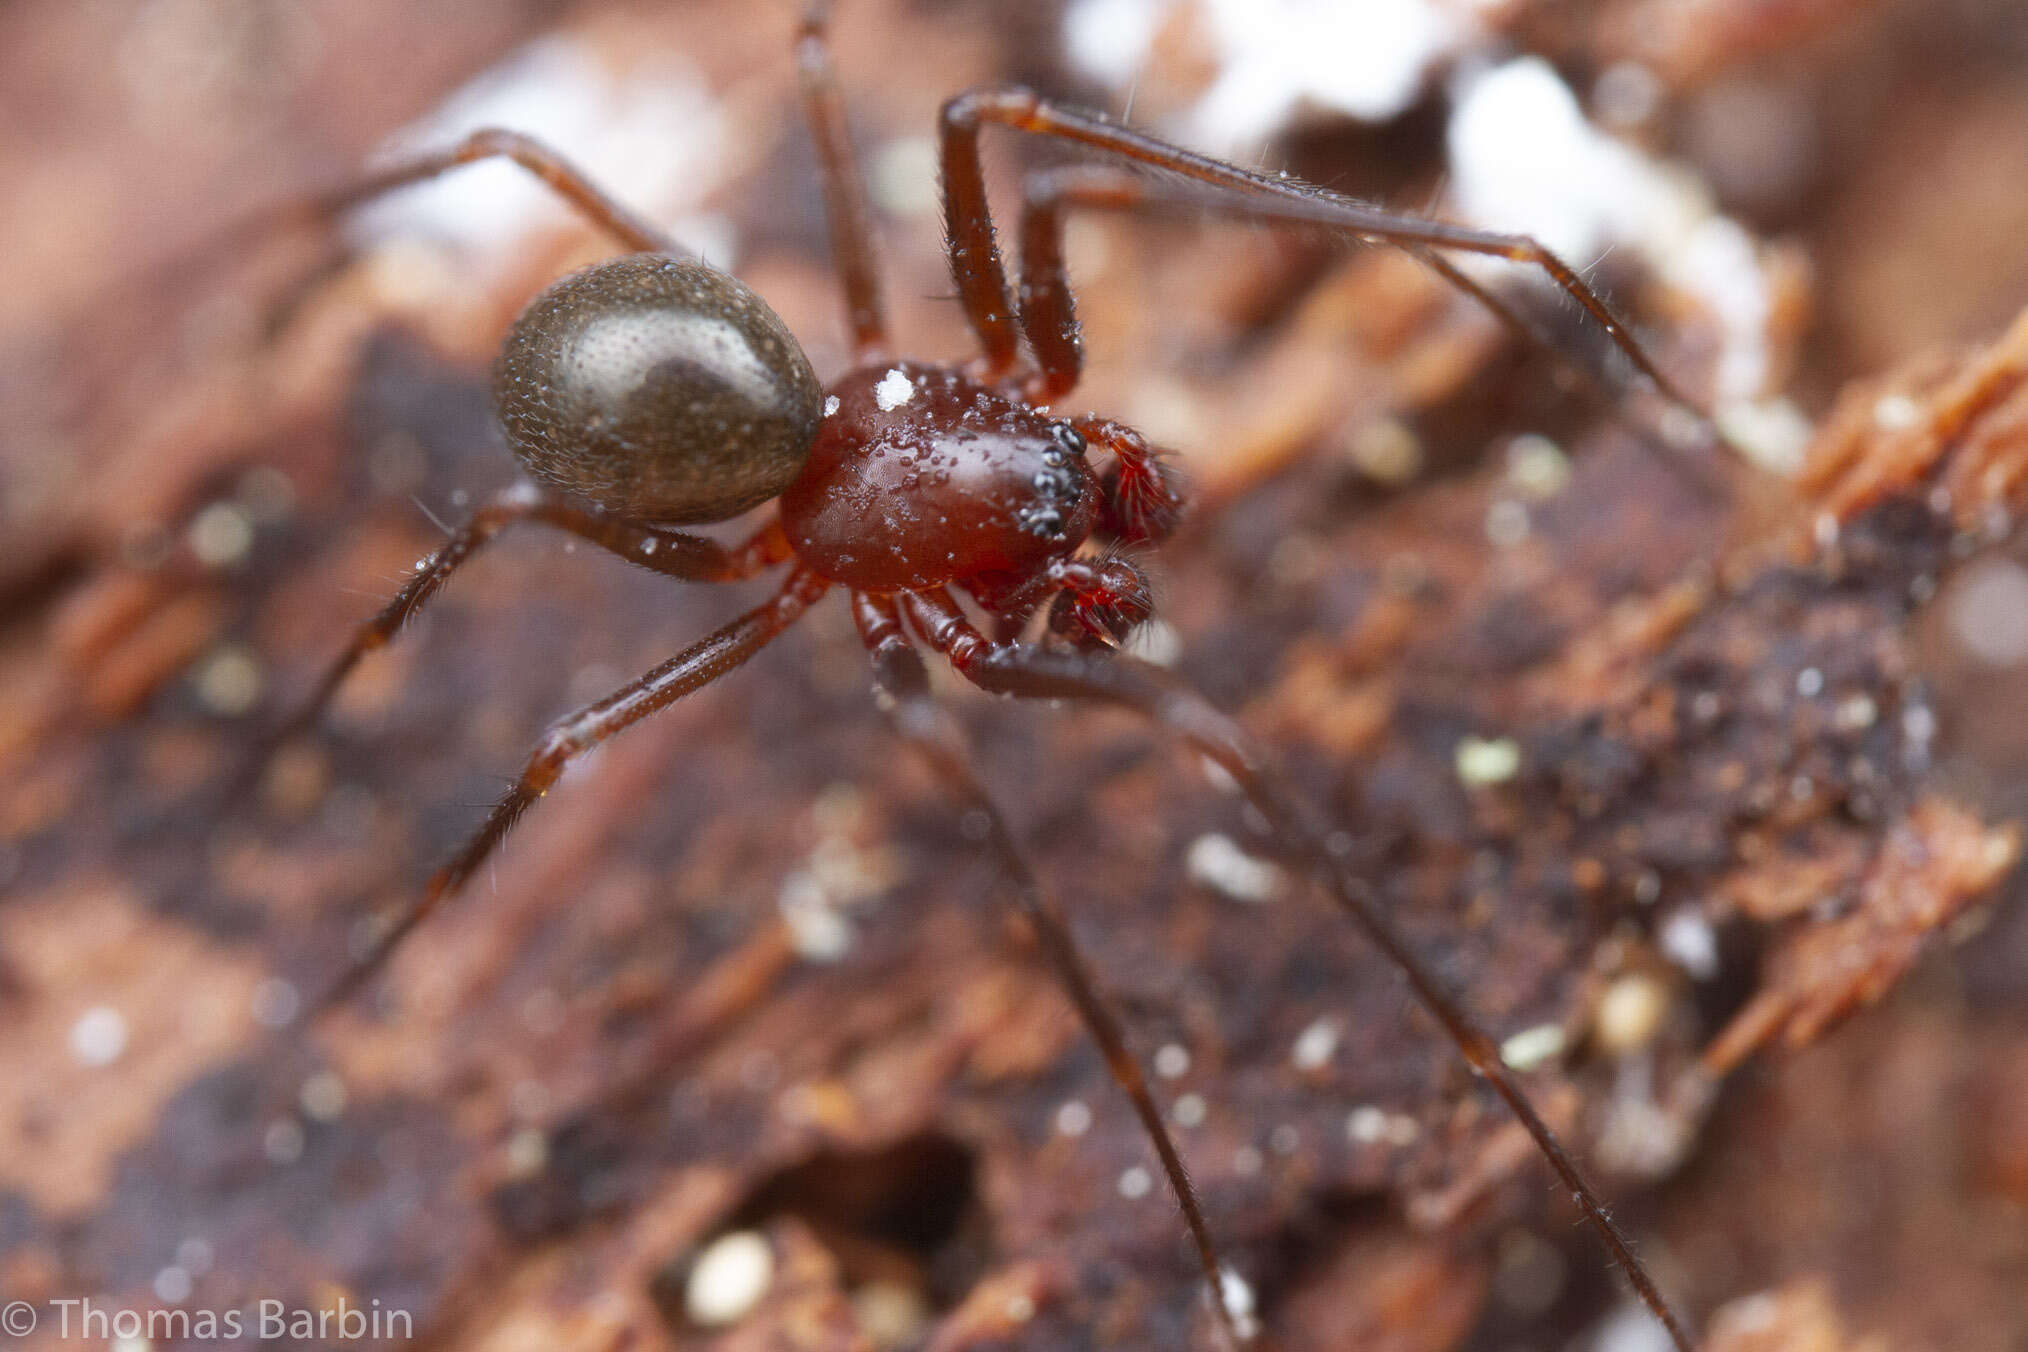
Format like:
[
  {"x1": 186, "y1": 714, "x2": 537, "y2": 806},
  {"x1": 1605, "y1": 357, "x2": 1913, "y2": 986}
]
[{"x1": 494, "y1": 254, "x2": 823, "y2": 523}]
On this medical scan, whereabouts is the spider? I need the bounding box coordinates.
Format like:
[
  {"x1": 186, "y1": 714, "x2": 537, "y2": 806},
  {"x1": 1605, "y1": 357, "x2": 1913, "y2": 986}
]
[{"x1": 212, "y1": 6, "x2": 1726, "y2": 1348}]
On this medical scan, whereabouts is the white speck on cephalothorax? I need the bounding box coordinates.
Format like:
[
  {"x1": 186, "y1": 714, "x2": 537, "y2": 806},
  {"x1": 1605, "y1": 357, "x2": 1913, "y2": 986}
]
[
  {"x1": 875, "y1": 368, "x2": 915, "y2": 411},
  {"x1": 824, "y1": 395, "x2": 841, "y2": 417}
]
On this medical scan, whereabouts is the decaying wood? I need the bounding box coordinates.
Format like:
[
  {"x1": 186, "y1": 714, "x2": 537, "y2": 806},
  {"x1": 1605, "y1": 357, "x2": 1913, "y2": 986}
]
[{"x1": 6, "y1": 3, "x2": 2028, "y2": 1350}]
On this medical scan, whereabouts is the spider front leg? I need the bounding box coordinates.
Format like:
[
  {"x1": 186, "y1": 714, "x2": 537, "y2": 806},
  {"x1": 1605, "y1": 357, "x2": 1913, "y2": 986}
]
[
  {"x1": 796, "y1": 2, "x2": 890, "y2": 362},
  {"x1": 312, "y1": 567, "x2": 829, "y2": 1017},
  {"x1": 856, "y1": 592, "x2": 1252, "y2": 1349},
  {"x1": 895, "y1": 590, "x2": 1698, "y2": 1352},
  {"x1": 940, "y1": 88, "x2": 1718, "y2": 440}
]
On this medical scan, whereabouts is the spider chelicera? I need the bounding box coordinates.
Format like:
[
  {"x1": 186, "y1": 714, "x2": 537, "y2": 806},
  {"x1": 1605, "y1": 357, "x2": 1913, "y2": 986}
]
[{"x1": 230, "y1": 7, "x2": 1720, "y2": 1348}]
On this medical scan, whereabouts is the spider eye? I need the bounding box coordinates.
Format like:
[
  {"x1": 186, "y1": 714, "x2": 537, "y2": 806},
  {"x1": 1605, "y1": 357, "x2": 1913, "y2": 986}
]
[{"x1": 1052, "y1": 421, "x2": 1087, "y2": 456}]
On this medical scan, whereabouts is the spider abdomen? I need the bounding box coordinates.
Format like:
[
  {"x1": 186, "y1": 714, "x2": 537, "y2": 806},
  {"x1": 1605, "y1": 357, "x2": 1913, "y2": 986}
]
[
  {"x1": 495, "y1": 254, "x2": 823, "y2": 524},
  {"x1": 780, "y1": 360, "x2": 1097, "y2": 592}
]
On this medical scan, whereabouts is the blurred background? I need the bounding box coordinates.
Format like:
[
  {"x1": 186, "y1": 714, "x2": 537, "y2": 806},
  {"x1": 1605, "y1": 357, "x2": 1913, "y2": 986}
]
[{"x1": 5, "y1": 1, "x2": 2028, "y2": 1349}]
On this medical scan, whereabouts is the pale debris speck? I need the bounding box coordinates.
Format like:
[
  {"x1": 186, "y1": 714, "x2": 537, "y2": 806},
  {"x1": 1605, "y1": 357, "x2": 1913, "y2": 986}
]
[
  {"x1": 195, "y1": 644, "x2": 265, "y2": 717},
  {"x1": 1349, "y1": 416, "x2": 1423, "y2": 485},
  {"x1": 176, "y1": 1237, "x2": 215, "y2": 1274},
  {"x1": 1717, "y1": 396, "x2": 1815, "y2": 476},
  {"x1": 1593, "y1": 973, "x2": 1670, "y2": 1056},
  {"x1": 1172, "y1": 1092, "x2": 1207, "y2": 1127},
  {"x1": 1485, "y1": 498, "x2": 1531, "y2": 547},
  {"x1": 70, "y1": 1005, "x2": 129, "y2": 1066},
  {"x1": 1835, "y1": 693, "x2": 1878, "y2": 731},
  {"x1": 1499, "y1": 1023, "x2": 1567, "y2": 1071},
  {"x1": 1291, "y1": 1016, "x2": 1340, "y2": 1071},
  {"x1": 1950, "y1": 557, "x2": 2028, "y2": 667},
  {"x1": 1124, "y1": 617, "x2": 1182, "y2": 666},
  {"x1": 687, "y1": 1231, "x2": 775, "y2": 1327},
  {"x1": 1659, "y1": 909, "x2": 1719, "y2": 980},
  {"x1": 1591, "y1": 1301, "x2": 1681, "y2": 1352},
  {"x1": 779, "y1": 870, "x2": 854, "y2": 962},
  {"x1": 188, "y1": 501, "x2": 255, "y2": 567},
  {"x1": 824, "y1": 394, "x2": 840, "y2": 417},
  {"x1": 1346, "y1": 1105, "x2": 1420, "y2": 1145},
  {"x1": 153, "y1": 1263, "x2": 193, "y2": 1305},
  {"x1": 1505, "y1": 434, "x2": 1570, "y2": 499},
  {"x1": 1055, "y1": 1099, "x2": 1093, "y2": 1136},
  {"x1": 853, "y1": 1280, "x2": 931, "y2": 1347},
  {"x1": 1153, "y1": 1043, "x2": 1192, "y2": 1079},
  {"x1": 263, "y1": 1118, "x2": 305, "y2": 1164},
  {"x1": 1347, "y1": 1105, "x2": 1388, "y2": 1143},
  {"x1": 504, "y1": 1126, "x2": 549, "y2": 1178},
  {"x1": 1219, "y1": 1268, "x2": 1260, "y2": 1341},
  {"x1": 1872, "y1": 392, "x2": 1923, "y2": 430},
  {"x1": 298, "y1": 1070, "x2": 349, "y2": 1121},
  {"x1": 1118, "y1": 1164, "x2": 1153, "y2": 1199},
  {"x1": 250, "y1": 977, "x2": 301, "y2": 1029},
  {"x1": 1456, "y1": 735, "x2": 1522, "y2": 786},
  {"x1": 871, "y1": 135, "x2": 941, "y2": 217},
  {"x1": 1185, "y1": 832, "x2": 1279, "y2": 902},
  {"x1": 875, "y1": 367, "x2": 915, "y2": 411}
]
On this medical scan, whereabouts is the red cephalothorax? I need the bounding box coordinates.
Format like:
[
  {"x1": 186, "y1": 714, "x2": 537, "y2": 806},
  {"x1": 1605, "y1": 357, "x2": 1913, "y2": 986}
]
[{"x1": 779, "y1": 359, "x2": 1102, "y2": 594}]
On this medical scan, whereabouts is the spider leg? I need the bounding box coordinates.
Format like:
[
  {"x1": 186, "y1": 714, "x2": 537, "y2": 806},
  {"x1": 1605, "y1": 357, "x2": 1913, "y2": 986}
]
[
  {"x1": 1024, "y1": 166, "x2": 1736, "y2": 497},
  {"x1": 310, "y1": 566, "x2": 830, "y2": 1018},
  {"x1": 854, "y1": 591, "x2": 1252, "y2": 1349},
  {"x1": 1070, "y1": 415, "x2": 1187, "y2": 546},
  {"x1": 796, "y1": 3, "x2": 890, "y2": 362},
  {"x1": 939, "y1": 87, "x2": 1716, "y2": 439},
  {"x1": 229, "y1": 487, "x2": 790, "y2": 805},
  {"x1": 162, "y1": 128, "x2": 677, "y2": 301},
  {"x1": 893, "y1": 588, "x2": 1698, "y2": 1352}
]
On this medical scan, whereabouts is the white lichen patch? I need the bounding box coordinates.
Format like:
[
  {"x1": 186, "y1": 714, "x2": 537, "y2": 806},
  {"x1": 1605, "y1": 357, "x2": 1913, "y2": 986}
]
[
  {"x1": 875, "y1": 367, "x2": 915, "y2": 411},
  {"x1": 1448, "y1": 57, "x2": 1805, "y2": 450},
  {"x1": 352, "y1": 35, "x2": 736, "y2": 276}
]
